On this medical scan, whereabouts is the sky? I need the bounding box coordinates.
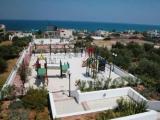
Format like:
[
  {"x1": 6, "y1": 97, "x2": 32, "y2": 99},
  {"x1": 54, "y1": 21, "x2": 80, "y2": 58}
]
[{"x1": 0, "y1": 0, "x2": 160, "y2": 25}]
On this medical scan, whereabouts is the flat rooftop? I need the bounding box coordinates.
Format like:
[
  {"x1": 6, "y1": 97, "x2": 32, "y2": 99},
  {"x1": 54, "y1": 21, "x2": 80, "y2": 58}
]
[{"x1": 26, "y1": 53, "x2": 120, "y2": 92}]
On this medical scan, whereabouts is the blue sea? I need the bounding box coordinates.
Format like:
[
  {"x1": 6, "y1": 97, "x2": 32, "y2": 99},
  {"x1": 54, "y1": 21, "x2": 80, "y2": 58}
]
[{"x1": 0, "y1": 20, "x2": 160, "y2": 32}]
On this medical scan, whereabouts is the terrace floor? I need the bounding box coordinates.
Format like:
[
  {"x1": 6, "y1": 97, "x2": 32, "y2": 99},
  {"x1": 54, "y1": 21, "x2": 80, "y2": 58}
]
[
  {"x1": 51, "y1": 91, "x2": 130, "y2": 117},
  {"x1": 25, "y1": 53, "x2": 120, "y2": 92}
]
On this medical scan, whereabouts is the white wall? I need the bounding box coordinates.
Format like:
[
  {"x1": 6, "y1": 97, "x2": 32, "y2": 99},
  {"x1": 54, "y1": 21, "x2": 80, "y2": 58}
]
[
  {"x1": 148, "y1": 101, "x2": 160, "y2": 111},
  {"x1": 49, "y1": 93, "x2": 57, "y2": 118},
  {"x1": 128, "y1": 88, "x2": 147, "y2": 102},
  {"x1": 71, "y1": 87, "x2": 147, "y2": 104},
  {"x1": 60, "y1": 29, "x2": 73, "y2": 39},
  {"x1": 106, "y1": 64, "x2": 129, "y2": 77},
  {"x1": 72, "y1": 87, "x2": 129, "y2": 103}
]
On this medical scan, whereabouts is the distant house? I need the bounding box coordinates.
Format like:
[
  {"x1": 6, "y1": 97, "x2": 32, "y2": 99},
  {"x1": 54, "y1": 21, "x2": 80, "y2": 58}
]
[
  {"x1": 95, "y1": 30, "x2": 110, "y2": 37},
  {"x1": 91, "y1": 36, "x2": 104, "y2": 40},
  {"x1": 147, "y1": 30, "x2": 160, "y2": 38},
  {"x1": 44, "y1": 25, "x2": 59, "y2": 38},
  {"x1": 9, "y1": 31, "x2": 33, "y2": 40},
  {"x1": 59, "y1": 29, "x2": 73, "y2": 39}
]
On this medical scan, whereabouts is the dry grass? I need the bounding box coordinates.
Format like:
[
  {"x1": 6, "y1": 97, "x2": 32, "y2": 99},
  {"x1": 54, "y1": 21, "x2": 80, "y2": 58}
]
[
  {"x1": 0, "y1": 58, "x2": 17, "y2": 89},
  {"x1": 61, "y1": 112, "x2": 99, "y2": 120},
  {"x1": 93, "y1": 40, "x2": 117, "y2": 47},
  {"x1": 29, "y1": 107, "x2": 51, "y2": 120},
  {"x1": 92, "y1": 39, "x2": 153, "y2": 49},
  {"x1": 0, "y1": 40, "x2": 12, "y2": 46}
]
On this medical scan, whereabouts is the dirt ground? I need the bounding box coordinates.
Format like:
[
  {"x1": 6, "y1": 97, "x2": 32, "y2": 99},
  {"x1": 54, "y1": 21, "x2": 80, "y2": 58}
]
[
  {"x1": 60, "y1": 112, "x2": 99, "y2": 120},
  {"x1": 92, "y1": 39, "x2": 153, "y2": 49},
  {"x1": 0, "y1": 40, "x2": 12, "y2": 46},
  {"x1": 0, "y1": 58, "x2": 17, "y2": 89}
]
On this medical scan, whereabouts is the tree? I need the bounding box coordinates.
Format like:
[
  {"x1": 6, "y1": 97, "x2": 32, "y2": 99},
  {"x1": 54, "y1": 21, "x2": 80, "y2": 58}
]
[
  {"x1": 127, "y1": 42, "x2": 144, "y2": 58},
  {"x1": 112, "y1": 42, "x2": 125, "y2": 49},
  {"x1": 0, "y1": 57, "x2": 7, "y2": 73},
  {"x1": 143, "y1": 43, "x2": 153, "y2": 52},
  {"x1": 85, "y1": 35, "x2": 93, "y2": 42},
  {"x1": 18, "y1": 63, "x2": 29, "y2": 93},
  {"x1": 114, "y1": 50, "x2": 132, "y2": 69},
  {"x1": 136, "y1": 58, "x2": 160, "y2": 80}
]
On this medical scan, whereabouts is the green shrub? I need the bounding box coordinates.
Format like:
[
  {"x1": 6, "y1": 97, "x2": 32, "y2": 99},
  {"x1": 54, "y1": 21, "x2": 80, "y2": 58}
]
[
  {"x1": 116, "y1": 97, "x2": 147, "y2": 115},
  {"x1": 9, "y1": 100, "x2": 24, "y2": 110},
  {"x1": 96, "y1": 97, "x2": 147, "y2": 120},
  {"x1": 22, "y1": 88, "x2": 48, "y2": 111},
  {"x1": 1, "y1": 85, "x2": 16, "y2": 100},
  {"x1": 9, "y1": 109, "x2": 29, "y2": 120},
  {"x1": 0, "y1": 101, "x2": 2, "y2": 112}
]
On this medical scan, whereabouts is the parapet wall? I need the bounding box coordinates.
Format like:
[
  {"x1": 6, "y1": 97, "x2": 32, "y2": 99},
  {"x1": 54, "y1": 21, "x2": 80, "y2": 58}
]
[
  {"x1": 71, "y1": 87, "x2": 147, "y2": 104},
  {"x1": 148, "y1": 101, "x2": 160, "y2": 111},
  {"x1": 105, "y1": 63, "x2": 135, "y2": 78}
]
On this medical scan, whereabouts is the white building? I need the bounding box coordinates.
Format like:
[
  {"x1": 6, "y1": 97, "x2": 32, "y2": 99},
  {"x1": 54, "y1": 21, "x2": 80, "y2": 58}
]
[
  {"x1": 95, "y1": 30, "x2": 110, "y2": 37},
  {"x1": 148, "y1": 30, "x2": 159, "y2": 37},
  {"x1": 59, "y1": 29, "x2": 73, "y2": 39},
  {"x1": 91, "y1": 36, "x2": 105, "y2": 40},
  {"x1": 33, "y1": 38, "x2": 69, "y2": 45},
  {"x1": 9, "y1": 32, "x2": 34, "y2": 40}
]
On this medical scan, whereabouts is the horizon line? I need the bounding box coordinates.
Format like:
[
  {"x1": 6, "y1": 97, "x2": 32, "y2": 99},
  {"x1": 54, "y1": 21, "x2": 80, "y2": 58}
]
[{"x1": 0, "y1": 19, "x2": 160, "y2": 27}]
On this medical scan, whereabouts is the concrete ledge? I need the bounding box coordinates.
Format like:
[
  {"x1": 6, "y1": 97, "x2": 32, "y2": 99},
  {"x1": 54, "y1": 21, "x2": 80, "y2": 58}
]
[
  {"x1": 148, "y1": 101, "x2": 160, "y2": 111},
  {"x1": 49, "y1": 92, "x2": 57, "y2": 118}
]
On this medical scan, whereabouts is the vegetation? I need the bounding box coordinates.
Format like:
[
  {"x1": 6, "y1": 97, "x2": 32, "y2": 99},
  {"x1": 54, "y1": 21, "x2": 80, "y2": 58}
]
[
  {"x1": 22, "y1": 87, "x2": 48, "y2": 111},
  {"x1": 9, "y1": 100, "x2": 24, "y2": 109},
  {"x1": 18, "y1": 64, "x2": 31, "y2": 90},
  {"x1": 94, "y1": 42, "x2": 160, "y2": 99},
  {"x1": 0, "y1": 58, "x2": 17, "y2": 89},
  {"x1": 77, "y1": 76, "x2": 140, "y2": 92},
  {"x1": 77, "y1": 78, "x2": 112, "y2": 92},
  {"x1": 0, "y1": 57, "x2": 7, "y2": 73},
  {"x1": 0, "y1": 87, "x2": 50, "y2": 119},
  {"x1": 0, "y1": 36, "x2": 31, "y2": 89},
  {"x1": 96, "y1": 97, "x2": 147, "y2": 120},
  {"x1": 9, "y1": 109, "x2": 29, "y2": 120},
  {"x1": 0, "y1": 85, "x2": 16, "y2": 100}
]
